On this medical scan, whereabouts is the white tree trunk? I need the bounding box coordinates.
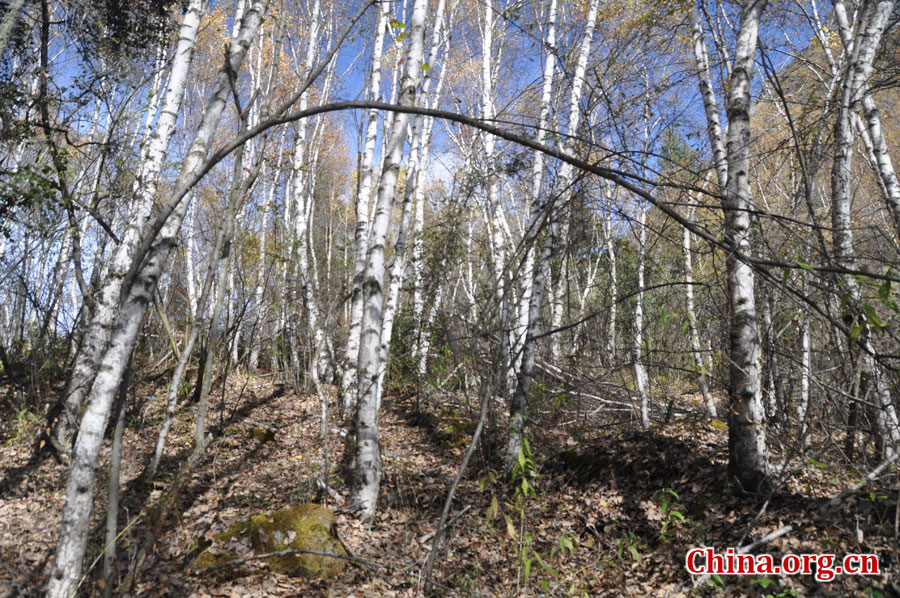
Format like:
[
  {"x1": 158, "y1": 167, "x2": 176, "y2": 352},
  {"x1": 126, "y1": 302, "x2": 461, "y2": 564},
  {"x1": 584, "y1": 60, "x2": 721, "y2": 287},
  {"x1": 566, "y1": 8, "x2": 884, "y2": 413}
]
[
  {"x1": 479, "y1": 0, "x2": 510, "y2": 377},
  {"x1": 343, "y1": 0, "x2": 391, "y2": 412},
  {"x1": 633, "y1": 204, "x2": 650, "y2": 430},
  {"x1": 682, "y1": 201, "x2": 716, "y2": 416},
  {"x1": 722, "y1": 0, "x2": 770, "y2": 494},
  {"x1": 376, "y1": 0, "x2": 448, "y2": 400},
  {"x1": 833, "y1": 1, "x2": 900, "y2": 237},
  {"x1": 507, "y1": 0, "x2": 599, "y2": 470},
  {"x1": 798, "y1": 274, "x2": 811, "y2": 450},
  {"x1": 185, "y1": 193, "x2": 198, "y2": 322},
  {"x1": 351, "y1": 0, "x2": 428, "y2": 521},
  {"x1": 690, "y1": 3, "x2": 728, "y2": 190},
  {"x1": 830, "y1": 0, "x2": 900, "y2": 458},
  {"x1": 546, "y1": 0, "x2": 599, "y2": 363},
  {"x1": 46, "y1": 5, "x2": 265, "y2": 595},
  {"x1": 409, "y1": 0, "x2": 453, "y2": 364},
  {"x1": 52, "y1": 0, "x2": 204, "y2": 455},
  {"x1": 289, "y1": 0, "x2": 326, "y2": 389},
  {"x1": 511, "y1": 0, "x2": 557, "y2": 388},
  {"x1": 604, "y1": 203, "x2": 617, "y2": 361}
]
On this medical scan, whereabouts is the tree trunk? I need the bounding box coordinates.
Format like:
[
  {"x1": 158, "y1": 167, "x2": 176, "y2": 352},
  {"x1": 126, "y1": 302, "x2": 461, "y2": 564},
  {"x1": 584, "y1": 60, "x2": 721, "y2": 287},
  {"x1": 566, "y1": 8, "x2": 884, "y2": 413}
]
[
  {"x1": 690, "y1": 3, "x2": 729, "y2": 190},
  {"x1": 830, "y1": 0, "x2": 900, "y2": 459},
  {"x1": 603, "y1": 201, "x2": 617, "y2": 363},
  {"x1": 102, "y1": 352, "x2": 131, "y2": 593},
  {"x1": 46, "y1": 5, "x2": 265, "y2": 595},
  {"x1": 833, "y1": 0, "x2": 900, "y2": 238},
  {"x1": 343, "y1": 0, "x2": 391, "y2": 413},
  {"x1": 683, "y1": 201, "x2": 716, "y2": 416},
  {"x1": 351, "y1": 0, "x2": 428, "y2": 521},
  {"x1": 633, "y1": 204, "x2": 650, "y2": 430},
  {"x1": 798, "y1": 275, "x2": 811, "y2": 450},
  {"x1": 723, "y1": 0, "x2": 770, "y2": 494},
  {"x1": 52, "y1": 0, "x2": 204, "y2": 457},
  {"x1": 512, "y1": 0, "x2": 557, "y2": 389},
  {"x1": 0, "y1": 0, "x2": 25, "y2": 62},
  {"x1": 377, "y1": 0, "x2": 448, "y2": 400},
  {"x1": 507, "y1": 0, "x2": 599, "y2": 470}
]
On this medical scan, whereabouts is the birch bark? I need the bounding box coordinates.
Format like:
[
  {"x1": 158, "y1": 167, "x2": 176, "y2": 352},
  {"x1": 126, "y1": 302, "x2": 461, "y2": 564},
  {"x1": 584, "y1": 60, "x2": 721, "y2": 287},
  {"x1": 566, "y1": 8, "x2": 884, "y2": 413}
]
[
  {"x1": 351, "y1": 0, "x2": 428, "y2": 521},
  {"x1": 507, "y1": 0, "x2": 600, "y2": 470},
  {"x1": 830, "y1": 0, "x2": 900, "y2": 458},
  {"x1": 633, "y1": 204, "x2": 650, "y2": 430},
  {"x1": 512, "y1": 0, "x2": 557, "y2": 387},
  {"x1": 603, "y1": 198, "x2": 617, "y2": 361},
  {"x1": 722, "y1": 0, "x2": 770, "y2": 493},
  {"x1": 833, "y1": 1, "x2": 900, "y2": 237},
  {"x1": 343, "y1": 0, "x2": 391, "y2": 412},
  {"x1": 52, "y1": 0, "x2": 204, "y2": 455},
  {"x1": 47, "y1": 5, "x2": 265, "y2": 595},
  {"x1": 690, "y1": 3, "x2": 728, "y2": 190},
  {"x1": 690, "y1": 0, "x2": 770, "y2": 491},
  {"x1": 377, "y1": 0, "x2": 448, "y2": 399},
  {"x1": 289, "y1": 0, "x2": 327, "y2": 388},
  {"x1": 682, "y1": 201, "x2": 716, "y2": 416}
]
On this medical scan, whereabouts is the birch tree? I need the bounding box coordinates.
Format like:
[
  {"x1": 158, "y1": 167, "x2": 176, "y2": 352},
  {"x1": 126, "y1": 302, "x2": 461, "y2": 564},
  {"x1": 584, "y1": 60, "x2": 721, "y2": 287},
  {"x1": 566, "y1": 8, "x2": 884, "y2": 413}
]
[
  {"x1": 691, "y1": 0, "x2": 771, "y2": 492},
  {"x1": 682, "y1": 200, "x2": 716, "y2": 416},
  {"x1": 829, "y1": 0, "x2": 900, "y2": 458},
  {"x1": 47, "y1": 4, "x2": 266, "y2": 595},
  {"x1": 51, "y1": 0, "x2": 205, "y2": 456},
  {"x1": 832, "y1": 0, "x2": 900, "y2": 238},
  {"x1": 377, "y1": 0, "x2": 449, "y2": 399},
  {"x1": 721, "y1": 0, "x2": 770, "y2": 493},
  {"x1": 351, "y1": 0, "x2": 429, "y2": 521},
  {"x1": 507, "y1": 0, "x2": 600, "y2": 471},
  {"x1": 511, "y1": 0, "x2": 557, "y2": 388},
  {"x1": 343, "y1": 0, "x2": 391, "y2": 412}
]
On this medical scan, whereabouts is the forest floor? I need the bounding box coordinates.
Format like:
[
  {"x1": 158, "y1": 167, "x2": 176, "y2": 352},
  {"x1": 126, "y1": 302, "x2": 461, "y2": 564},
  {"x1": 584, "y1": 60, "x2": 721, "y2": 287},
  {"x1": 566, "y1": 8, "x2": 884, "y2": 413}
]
[{"x1": 1, "y1": 375, "x2": 898, "y2": 597}]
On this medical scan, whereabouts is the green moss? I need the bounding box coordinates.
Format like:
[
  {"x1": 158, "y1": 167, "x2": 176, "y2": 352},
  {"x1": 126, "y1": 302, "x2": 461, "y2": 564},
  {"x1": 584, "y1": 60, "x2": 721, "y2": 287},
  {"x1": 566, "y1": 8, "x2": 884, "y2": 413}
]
[
  {"x1": 434, "y1": 408, "x2": 476, "y2": 448},
  {"x1": 192, "y1": 504, "x2": 346, "y2": 578},
  {"x1": 708, "y1": 418, "x2": 728, "y2": 431},
  {"x1": 249, "y1": 427, "x2": 276, "y2": 442}
]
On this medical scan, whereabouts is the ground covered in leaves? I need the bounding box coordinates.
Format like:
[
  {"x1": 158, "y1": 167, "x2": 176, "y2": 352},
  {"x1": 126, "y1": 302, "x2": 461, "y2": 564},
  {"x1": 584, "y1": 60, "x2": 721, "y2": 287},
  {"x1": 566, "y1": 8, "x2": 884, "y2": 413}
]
[{"x1": 1, "y1": 376, "x2": 898, "y2": 597}]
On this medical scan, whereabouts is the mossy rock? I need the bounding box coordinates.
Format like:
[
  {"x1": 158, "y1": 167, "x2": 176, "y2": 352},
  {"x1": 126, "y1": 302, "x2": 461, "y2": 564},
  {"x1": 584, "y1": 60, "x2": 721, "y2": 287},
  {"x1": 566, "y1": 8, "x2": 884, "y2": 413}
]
[
  {"x1": 708, "y1": 418, "x2": 728, "y2": 431},
  {"x1": 434, "y1": 408, "x2": 476, "y2": 448},
  {"x1": 193, "y1": 504, "x2": 346, "y2": 577},
  {"x1": 249, "y1": 427, "x2": 276, "y2": 442}
]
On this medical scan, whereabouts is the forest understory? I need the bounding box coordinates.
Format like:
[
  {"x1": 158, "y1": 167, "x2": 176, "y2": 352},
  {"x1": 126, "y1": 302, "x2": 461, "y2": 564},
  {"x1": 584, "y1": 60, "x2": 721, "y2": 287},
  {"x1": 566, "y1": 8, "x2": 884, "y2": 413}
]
[
  {"x1": 6, "y1": 0, "x2": 900, "y2": 596},
  {"x1": 2, "y1": 372, "x2": 897, "y2": 598}
]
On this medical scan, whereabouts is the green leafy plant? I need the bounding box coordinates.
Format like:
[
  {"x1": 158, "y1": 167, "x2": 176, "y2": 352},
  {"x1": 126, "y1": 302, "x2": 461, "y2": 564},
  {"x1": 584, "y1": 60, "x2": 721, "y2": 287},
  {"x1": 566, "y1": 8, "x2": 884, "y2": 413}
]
[
  {"x1": 507, "y1": 438, "x2": 543, "y2": 591},
  {"x1": 652, "y1": 488, "x2": 688, "y2": 540},
  {"x1": 617, "y1": 530, "x2": 641, "y2": 564},
  {"x1": 750, "y1": 578, "x2": 798, "y2": 598},
  {"x1": 7, "y1": 408, "x2": 39, "y2": 446}
]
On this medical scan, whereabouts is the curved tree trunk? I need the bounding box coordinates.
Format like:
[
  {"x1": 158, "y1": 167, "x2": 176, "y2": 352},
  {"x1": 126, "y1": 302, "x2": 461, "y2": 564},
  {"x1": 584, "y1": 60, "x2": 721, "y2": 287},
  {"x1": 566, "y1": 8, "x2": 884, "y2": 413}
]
[
  {"x1": 46, "y1": 5, "x2": 266, "y2": 595},
  {"x1": 52, "y1": 0, "x2": 204, "y2": 457}
]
